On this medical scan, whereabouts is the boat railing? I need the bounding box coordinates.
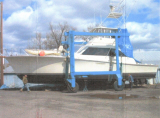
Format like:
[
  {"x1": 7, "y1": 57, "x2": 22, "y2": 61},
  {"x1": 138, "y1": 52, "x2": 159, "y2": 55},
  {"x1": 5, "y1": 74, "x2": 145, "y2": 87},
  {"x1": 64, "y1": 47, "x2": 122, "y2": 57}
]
[{"x1": 1, "y1": 48, "x2": 29, "y2": 57}]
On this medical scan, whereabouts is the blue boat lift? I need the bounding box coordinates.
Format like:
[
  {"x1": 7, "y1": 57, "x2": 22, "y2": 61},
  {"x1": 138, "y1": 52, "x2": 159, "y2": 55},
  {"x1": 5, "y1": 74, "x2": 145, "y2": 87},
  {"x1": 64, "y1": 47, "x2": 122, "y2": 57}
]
[{"x1": 62, "y1": 29, "x2": 130, "y2": 92}]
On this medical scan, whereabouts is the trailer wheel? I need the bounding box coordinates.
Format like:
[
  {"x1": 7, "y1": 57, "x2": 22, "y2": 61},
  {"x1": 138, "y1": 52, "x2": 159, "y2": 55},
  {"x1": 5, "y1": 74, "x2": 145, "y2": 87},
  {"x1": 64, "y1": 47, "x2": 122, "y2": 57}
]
[
  {"x1": 114, "y1": 81, "x2": 124, "y2": 91},
  {"x1": 67, "y1": 82, "x2": 79, "y2": 93}
]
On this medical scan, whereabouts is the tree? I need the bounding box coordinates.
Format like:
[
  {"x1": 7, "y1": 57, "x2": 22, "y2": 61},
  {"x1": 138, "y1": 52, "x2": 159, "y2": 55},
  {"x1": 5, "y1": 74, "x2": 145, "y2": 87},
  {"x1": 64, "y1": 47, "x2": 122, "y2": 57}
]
[
  {"x1": 36, "y1": 32, "x2": 42, "y2": 49},
  {"x1": 27, "y1": 22, "x2": 77, "y2": 50},
  {"x1": 49, "y1": 22, "x2": 76, "y2": 50},
  {"x1": 43, "y1": 33, "x2": 56, "y2": 49},
  {"x1": 27, "y1": 32, "x2": 44, "y2": 49}
]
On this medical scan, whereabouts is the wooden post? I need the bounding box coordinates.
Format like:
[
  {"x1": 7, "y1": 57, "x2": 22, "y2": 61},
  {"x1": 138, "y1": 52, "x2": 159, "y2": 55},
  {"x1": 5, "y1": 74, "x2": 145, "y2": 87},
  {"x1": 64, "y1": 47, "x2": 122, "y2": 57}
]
[{"x1": 0, "y1": 2, "x2": 3, "y2": 86}]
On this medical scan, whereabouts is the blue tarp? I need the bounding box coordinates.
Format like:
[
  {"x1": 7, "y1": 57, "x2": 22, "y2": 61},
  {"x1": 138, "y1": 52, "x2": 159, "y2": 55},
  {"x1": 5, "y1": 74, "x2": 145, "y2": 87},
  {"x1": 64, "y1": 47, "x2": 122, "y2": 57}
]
[
  {"x1": 118, "y1": 29, "x2": 140, "y2": 63},
  {"x1": 0, "y1": 84, "x2": 9, "y2": 89}
]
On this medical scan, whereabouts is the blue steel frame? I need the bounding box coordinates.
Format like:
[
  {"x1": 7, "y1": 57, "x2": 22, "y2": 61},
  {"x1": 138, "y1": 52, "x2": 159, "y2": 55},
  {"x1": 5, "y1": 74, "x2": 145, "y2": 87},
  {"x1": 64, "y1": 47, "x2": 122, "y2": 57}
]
[{"x1": 62, "y1": 30, "x2": 129, "y2": 88}]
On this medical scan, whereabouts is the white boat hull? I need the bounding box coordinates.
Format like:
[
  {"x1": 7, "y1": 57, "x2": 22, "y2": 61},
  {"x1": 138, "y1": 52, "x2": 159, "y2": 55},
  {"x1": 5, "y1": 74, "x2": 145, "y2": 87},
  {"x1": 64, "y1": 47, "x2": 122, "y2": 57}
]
[
  {"x1": 6, "y1": 56, "x2": 158, "y2": 83},
  {"x1": 6, "y1": 56, "x2": 158, "y2": 74}
]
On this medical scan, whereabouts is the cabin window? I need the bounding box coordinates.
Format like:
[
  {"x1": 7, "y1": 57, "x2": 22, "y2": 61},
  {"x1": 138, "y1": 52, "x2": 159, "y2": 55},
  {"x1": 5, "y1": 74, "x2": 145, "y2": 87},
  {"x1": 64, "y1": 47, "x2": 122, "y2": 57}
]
[
  {"x1": 82, "y1": 47, "x2": 126, "y2": 56},
  {"x1": 82, "y1": 48, "x2": 110, "y2": 56}
]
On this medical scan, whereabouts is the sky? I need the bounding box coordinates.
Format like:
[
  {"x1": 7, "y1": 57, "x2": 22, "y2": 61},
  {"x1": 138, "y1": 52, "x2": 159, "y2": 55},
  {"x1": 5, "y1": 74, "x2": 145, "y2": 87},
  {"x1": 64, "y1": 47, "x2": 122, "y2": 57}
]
[{"x1": 1, "y1": 0, "x2": 160, "y2": 53}]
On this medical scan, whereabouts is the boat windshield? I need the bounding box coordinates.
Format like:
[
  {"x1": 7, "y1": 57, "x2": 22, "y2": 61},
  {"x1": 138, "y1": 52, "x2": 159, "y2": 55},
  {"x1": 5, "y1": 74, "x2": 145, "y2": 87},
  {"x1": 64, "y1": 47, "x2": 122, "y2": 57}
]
[
  {"x1": 82, "y1": 47, "x2": 126, "y2": 56},
  {"x1": 82, "y1": 48, "x2": 110, "y2": 55}
]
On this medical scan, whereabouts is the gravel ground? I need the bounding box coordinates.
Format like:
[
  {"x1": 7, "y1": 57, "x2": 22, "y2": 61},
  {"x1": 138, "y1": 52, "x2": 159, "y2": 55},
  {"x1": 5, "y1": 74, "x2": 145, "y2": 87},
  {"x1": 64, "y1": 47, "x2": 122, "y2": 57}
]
[{"x1": 0, "y1": 85, "x2": 160, "y2": 118}]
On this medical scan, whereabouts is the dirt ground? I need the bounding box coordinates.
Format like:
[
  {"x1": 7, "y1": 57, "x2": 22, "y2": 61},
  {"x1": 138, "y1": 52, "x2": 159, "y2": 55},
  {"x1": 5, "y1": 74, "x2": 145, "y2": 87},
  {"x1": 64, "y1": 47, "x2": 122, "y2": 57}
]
[{"x1": 0, "y1": 84, "x2": 160, "y2": 118}]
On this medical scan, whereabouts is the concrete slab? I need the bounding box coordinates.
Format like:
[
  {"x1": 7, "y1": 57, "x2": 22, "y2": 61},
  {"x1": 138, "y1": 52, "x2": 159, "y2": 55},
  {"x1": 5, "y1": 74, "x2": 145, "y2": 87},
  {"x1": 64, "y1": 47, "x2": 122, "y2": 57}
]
[{"x1": 0, "y1": 86, "x2": 160, "y2": 118}]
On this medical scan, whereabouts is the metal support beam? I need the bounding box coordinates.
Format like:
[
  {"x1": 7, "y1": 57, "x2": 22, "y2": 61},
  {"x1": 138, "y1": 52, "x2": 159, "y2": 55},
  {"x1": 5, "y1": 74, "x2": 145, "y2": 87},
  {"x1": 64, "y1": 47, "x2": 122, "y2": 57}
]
[
  {"x1": 63, "y1": 30, "x2": 127, "y2": 90},
  {"x1": 83, "y1": 80, "x2": 88, "y2": 91},
  {"x1": 74, "y1": 71, "x2": 120, "y2": 76},
  {"x1": 115, "y1": 35, "x2": 122, "y2": 86},
  {"x1": 69, "y1": 31, "x2": 75, "y2": 87}
]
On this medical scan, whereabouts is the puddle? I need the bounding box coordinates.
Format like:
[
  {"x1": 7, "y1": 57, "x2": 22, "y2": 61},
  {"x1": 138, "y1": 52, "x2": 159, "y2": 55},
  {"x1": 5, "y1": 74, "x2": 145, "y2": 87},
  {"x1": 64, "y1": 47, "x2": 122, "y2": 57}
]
[{"x1": 89, "y1": 94, "x2": 139, "y2": 99}]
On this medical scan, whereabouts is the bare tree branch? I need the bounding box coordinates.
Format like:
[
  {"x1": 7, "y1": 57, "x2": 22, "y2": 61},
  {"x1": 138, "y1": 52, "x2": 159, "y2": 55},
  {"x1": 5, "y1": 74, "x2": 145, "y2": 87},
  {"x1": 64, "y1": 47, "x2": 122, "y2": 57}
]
[
  {"x1": 49, "y1": 22, "x2": 76, "y2": 50},
  {"x1": 27, "y1": 22, "x2": 77, "y2": 50}
]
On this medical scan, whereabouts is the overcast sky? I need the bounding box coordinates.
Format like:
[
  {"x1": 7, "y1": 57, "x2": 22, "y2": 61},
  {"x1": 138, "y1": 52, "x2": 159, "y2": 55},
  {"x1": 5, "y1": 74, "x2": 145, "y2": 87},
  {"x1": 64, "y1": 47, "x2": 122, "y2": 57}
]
[{"x1": 1, "y1": 0, "x2": 160, "y2": 51}]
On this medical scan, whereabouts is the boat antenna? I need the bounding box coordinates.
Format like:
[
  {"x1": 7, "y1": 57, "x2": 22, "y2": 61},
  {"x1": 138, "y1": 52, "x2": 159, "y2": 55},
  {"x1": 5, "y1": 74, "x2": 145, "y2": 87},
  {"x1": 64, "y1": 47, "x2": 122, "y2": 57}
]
[
  {"x1": 94, "y1": 8, "x2": 96, "y2": 26},
  {"x1": 100, "y1": 12, "x2": 103, "y2": 26}
]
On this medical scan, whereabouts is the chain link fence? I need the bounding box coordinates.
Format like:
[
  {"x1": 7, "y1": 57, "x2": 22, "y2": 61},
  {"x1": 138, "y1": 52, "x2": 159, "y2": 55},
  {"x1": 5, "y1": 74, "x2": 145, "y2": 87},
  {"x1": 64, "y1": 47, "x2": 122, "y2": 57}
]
[{"x1": 134, "y1": 49, "x2": 160, "y2": 84}]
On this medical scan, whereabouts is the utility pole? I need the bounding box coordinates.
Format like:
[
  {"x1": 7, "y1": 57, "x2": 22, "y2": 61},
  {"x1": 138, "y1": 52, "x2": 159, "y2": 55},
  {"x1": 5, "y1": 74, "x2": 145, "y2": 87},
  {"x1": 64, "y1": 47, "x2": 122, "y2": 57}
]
[{"x1": 0, "y1": 2, "x2": 3, "y2": 86}]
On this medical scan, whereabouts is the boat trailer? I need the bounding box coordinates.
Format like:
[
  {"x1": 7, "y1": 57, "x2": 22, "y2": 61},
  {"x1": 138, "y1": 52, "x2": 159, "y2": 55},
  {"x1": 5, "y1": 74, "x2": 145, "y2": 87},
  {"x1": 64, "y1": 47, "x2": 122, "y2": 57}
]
[{"x1": 62, "y1": 29, "x2": 130, "y2": 92}]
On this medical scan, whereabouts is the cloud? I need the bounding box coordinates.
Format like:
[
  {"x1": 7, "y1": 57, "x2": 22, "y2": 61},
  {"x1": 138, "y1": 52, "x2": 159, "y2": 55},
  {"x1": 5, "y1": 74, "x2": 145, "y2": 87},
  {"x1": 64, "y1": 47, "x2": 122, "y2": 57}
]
[
  {"x1": 3, "y1": 0, "x2": 33, "y2": 14},
  {"x1": 5, "y1": 6, "x2": 33, "y2": 27},
  {"x1": 3, "y1": 6, "x2": 36, "y2": 49},
  {"x1": 34, "y1": 0, "x2": 110, "y2": 28},
  {"x1": 2, "y1": 0, "x2": 160, "y2": 50},
  {"x1": 126, "y1": 22, "x2": 160, "y2": 50},
  {"x1": 126, "y1": 0, "x2": 160, "y2": 19},
  {"x1": 3, "y1": 0, "x2": 111, "y2": 48}
]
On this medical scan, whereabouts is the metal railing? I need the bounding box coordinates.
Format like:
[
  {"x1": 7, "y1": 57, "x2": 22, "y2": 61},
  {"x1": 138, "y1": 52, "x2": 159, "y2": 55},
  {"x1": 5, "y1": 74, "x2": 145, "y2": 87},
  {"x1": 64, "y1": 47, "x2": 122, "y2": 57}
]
[{"x1": 1, "y1": 48, "x2": 29, "y2": 57}]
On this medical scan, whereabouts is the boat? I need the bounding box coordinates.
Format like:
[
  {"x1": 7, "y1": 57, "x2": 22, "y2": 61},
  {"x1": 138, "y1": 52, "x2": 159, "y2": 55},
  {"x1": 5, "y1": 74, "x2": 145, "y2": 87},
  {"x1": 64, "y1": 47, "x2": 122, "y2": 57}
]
[{"x1": 5, "y1": 26, "x2": 158, "y2": 85}]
